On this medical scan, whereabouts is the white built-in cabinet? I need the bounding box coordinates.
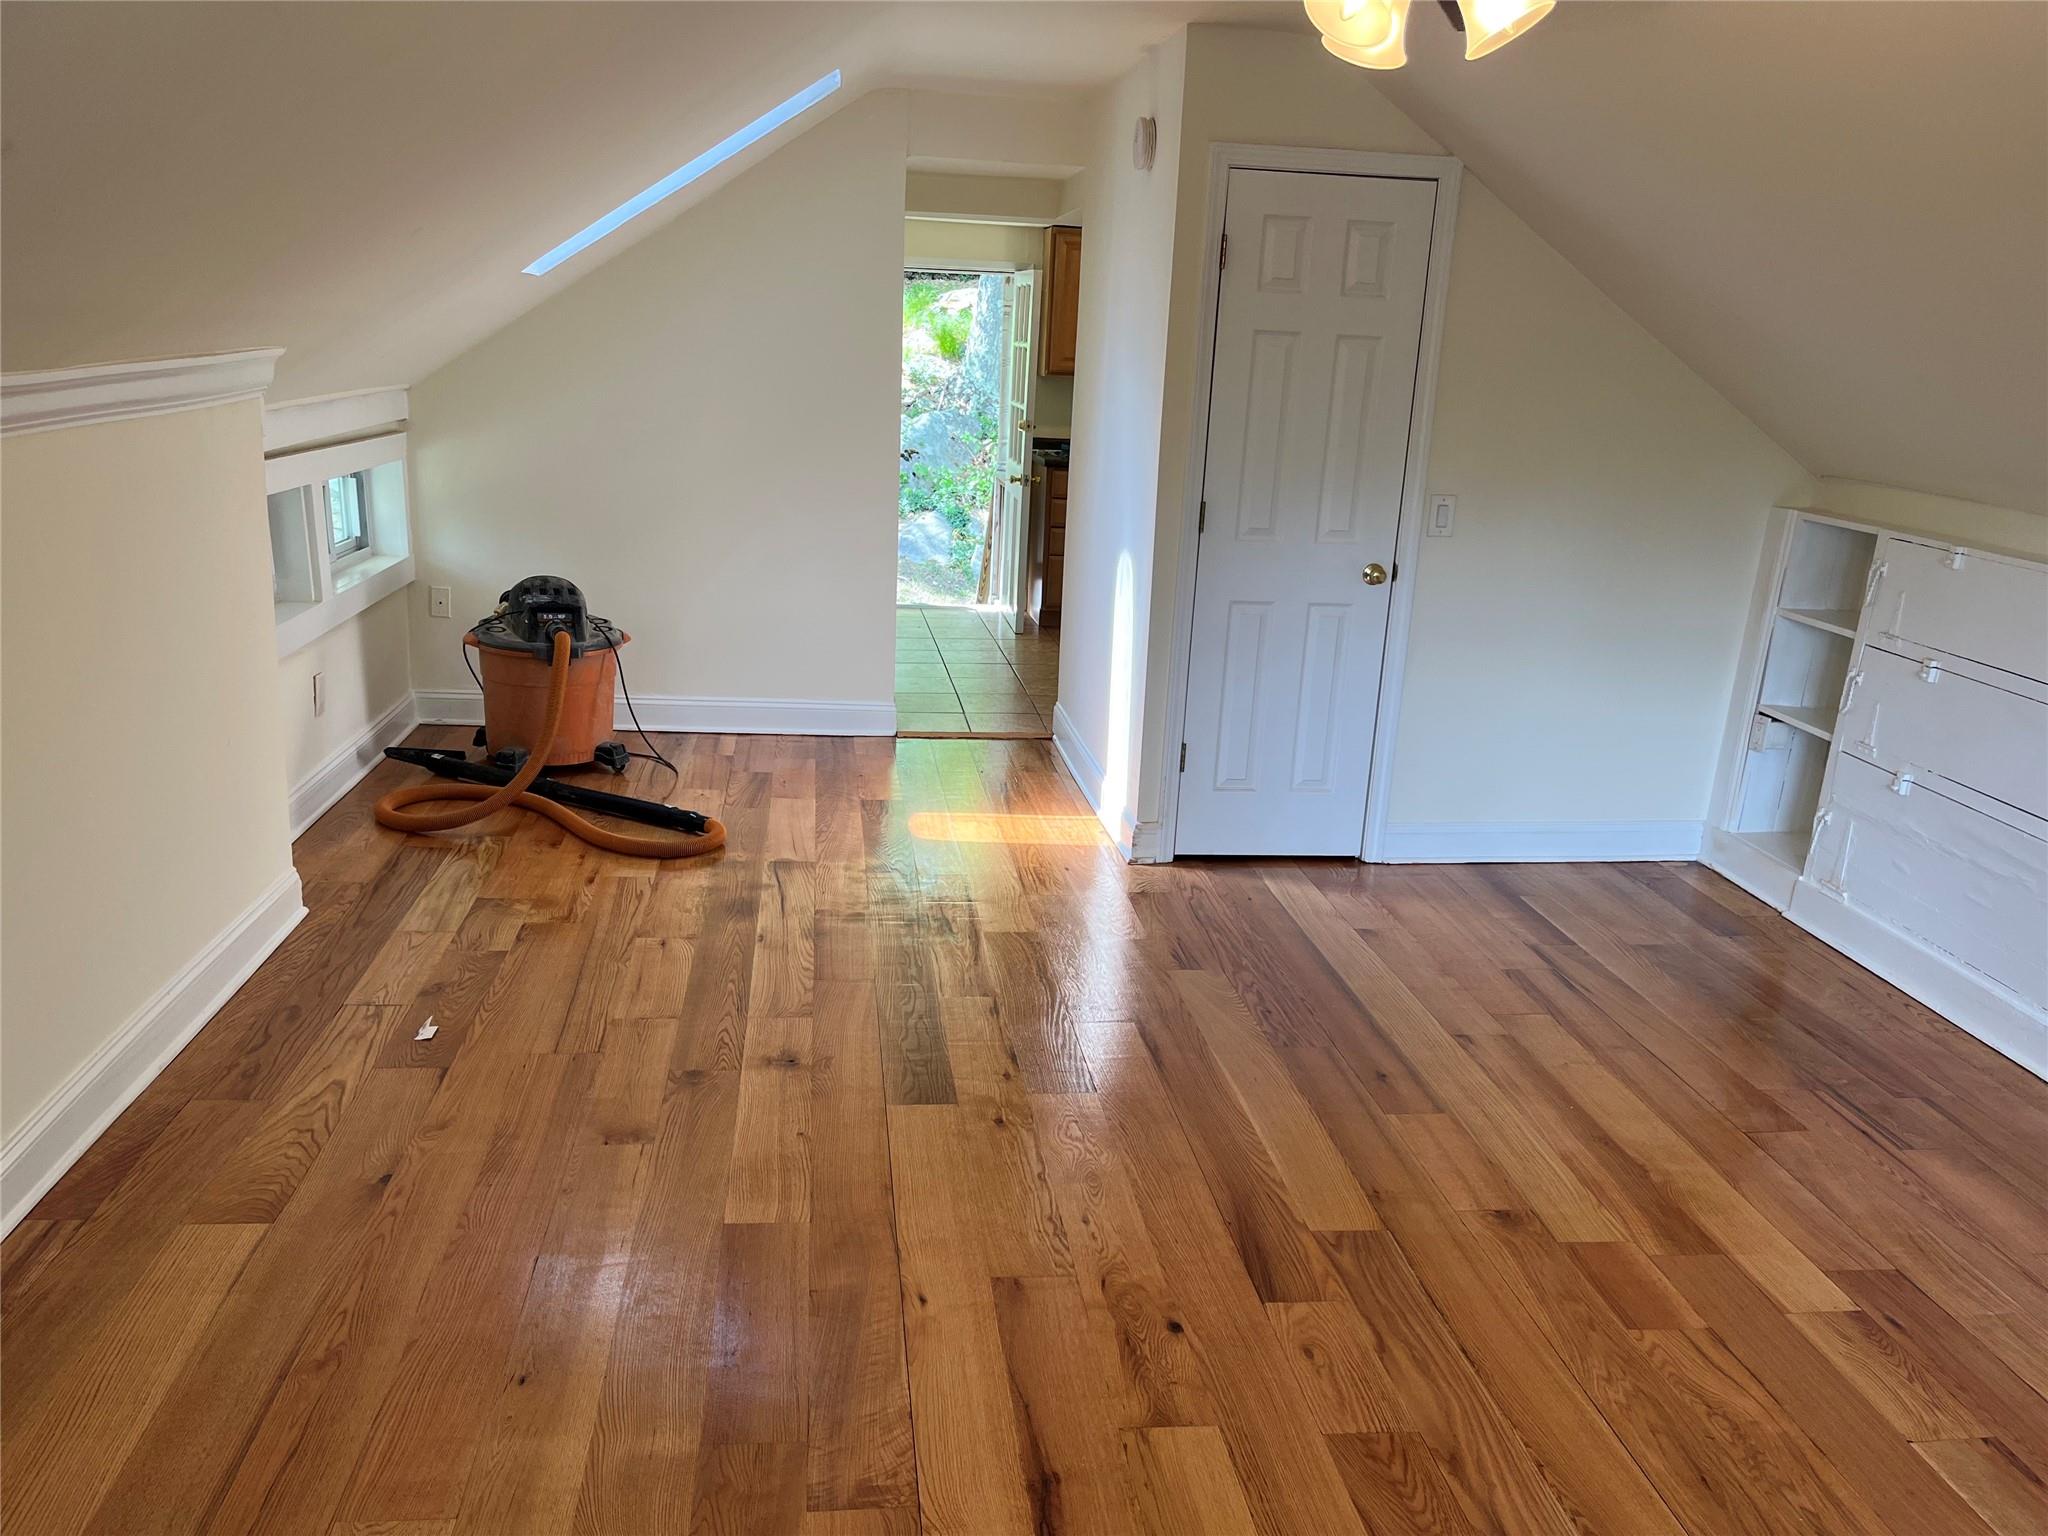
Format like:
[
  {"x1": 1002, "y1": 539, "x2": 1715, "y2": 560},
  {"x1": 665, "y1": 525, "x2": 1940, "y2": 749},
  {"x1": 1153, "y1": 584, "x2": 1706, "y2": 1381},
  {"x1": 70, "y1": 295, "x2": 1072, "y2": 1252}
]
[{"x1": 1706, "y1": 510, "x2": 2048, "y2": 1079}]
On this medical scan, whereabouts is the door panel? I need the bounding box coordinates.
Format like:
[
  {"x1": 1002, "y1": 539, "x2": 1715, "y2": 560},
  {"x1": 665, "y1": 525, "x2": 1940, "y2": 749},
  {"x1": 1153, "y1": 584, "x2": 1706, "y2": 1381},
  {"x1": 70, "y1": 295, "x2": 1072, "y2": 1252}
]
[
  {"x1": 1176, "y1": 168, "x2": 1436, "y2": 856},
  {"x1": 995, "y1": 270, "x2": 1038, "y2": 625}
]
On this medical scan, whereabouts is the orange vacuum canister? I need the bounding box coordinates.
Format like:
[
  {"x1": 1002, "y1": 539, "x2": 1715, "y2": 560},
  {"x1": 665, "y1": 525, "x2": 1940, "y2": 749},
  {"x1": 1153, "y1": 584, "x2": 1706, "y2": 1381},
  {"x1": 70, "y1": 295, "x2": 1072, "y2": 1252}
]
[{"x1": 468, "y1": 575, "x2": 628, "y2": 767}]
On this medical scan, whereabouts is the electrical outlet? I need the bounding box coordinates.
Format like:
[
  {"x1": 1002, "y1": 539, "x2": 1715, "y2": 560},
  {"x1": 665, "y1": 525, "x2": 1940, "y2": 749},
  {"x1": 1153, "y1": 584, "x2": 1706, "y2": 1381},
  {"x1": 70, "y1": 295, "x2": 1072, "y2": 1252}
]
[
  {"x1": 311, "y1": 671, "x2": 326, "y2": 717},
  {"x1": 1427, "y1": 493, "x2": 1456, "y2": 537},
  {"x1": 430, "y1": 585, "x2": 452, "y2": 618}
]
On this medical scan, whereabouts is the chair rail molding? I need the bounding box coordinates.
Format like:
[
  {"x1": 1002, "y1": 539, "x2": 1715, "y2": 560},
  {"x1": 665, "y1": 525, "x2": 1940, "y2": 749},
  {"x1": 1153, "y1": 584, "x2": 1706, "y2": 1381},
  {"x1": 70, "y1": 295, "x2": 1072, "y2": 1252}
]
[{"x1": 1, "y1": 348, "x2": 284, "y2": 437}]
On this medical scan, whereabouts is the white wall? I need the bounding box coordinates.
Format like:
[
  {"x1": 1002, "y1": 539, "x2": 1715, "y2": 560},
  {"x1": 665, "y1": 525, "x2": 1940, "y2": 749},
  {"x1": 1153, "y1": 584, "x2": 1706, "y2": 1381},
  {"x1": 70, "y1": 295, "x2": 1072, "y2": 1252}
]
[
  {"x1": 1055, "y1": 36, "x2": 1186, "y2": 845},
  {"x1": 1075, "y1": 26, "x2": 1807, "y2": 848},
  {"x1": 407, "y1": 92, "x2": 908, "y2": 719},
  {"x1": 1383, "y1": 181, "x2": 1806, "y2": 829},
  {"x1": 1812, "y1": 479, "x2": 2047, "y2": 561},
  {"x1": 277, "y1": 589, "x2": 414, "y2": 794},
  {"x1": 2, "y1": 401, "x2": 295, "y2": 1149}
]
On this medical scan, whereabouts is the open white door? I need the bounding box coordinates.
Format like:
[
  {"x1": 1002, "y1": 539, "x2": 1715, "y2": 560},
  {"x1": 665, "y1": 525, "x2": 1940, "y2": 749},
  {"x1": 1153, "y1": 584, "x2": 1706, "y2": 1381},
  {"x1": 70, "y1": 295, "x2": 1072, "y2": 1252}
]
[
  {"x1": 1175, "y1": 168, "x2": 1437, "y2": 856},
  {"x1": 993, "y1": 269, "x2": 1039, "y2": 627}
]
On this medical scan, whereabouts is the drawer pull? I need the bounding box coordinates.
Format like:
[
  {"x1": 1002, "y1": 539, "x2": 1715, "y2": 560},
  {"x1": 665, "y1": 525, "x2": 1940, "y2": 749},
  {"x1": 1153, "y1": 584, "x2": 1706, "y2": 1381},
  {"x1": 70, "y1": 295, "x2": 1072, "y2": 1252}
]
[
  {"x1": 1944, "y1": 546, "x2": 1969, "y2": 570},
  {"x1": 1889, "y1": 769, "x2": 1916, "y2": 796},
  {"x1": 1918, "y1": 656, "x2": 1943, "y2": 683}
]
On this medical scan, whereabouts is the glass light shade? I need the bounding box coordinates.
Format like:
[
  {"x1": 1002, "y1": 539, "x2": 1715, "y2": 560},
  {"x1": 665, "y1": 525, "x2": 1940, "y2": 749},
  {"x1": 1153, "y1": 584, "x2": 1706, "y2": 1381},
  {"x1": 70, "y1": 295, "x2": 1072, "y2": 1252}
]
[
  {"x1": 1458, "y1": 0, "x2": 1554, "y2": 60},
  {"x1": 1305, "y1": 0, "x2": 1411, "y2": 69}
]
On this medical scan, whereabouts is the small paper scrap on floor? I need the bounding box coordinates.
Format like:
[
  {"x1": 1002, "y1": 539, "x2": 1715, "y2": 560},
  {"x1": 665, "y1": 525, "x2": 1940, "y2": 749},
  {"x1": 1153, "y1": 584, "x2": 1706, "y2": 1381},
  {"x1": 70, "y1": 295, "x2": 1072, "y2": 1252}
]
[{"x1": 414, "y1": 1018, "x2": 438, "y2": 1041}]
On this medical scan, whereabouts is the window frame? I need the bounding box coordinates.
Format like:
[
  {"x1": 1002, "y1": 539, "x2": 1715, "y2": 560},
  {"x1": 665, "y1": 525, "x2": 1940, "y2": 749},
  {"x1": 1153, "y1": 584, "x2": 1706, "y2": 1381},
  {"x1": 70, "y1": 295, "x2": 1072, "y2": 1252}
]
[{"x1": 326, "y1": 469, "x2": 373, "y2": 565}]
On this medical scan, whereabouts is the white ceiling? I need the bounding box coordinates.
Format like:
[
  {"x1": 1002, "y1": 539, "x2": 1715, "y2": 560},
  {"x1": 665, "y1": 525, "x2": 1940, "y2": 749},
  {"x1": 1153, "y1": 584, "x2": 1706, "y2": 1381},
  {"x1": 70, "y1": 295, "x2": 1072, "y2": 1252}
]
[
  {"x1": 0, "y1": 1, "x2": 1288, "y2": 399},
  {"x1": 1369, "y1": 1, "x2": 2047, "y2": 513},
  {"x1": 4, "y1": 2, "x2": 2041, "y2": 512}
]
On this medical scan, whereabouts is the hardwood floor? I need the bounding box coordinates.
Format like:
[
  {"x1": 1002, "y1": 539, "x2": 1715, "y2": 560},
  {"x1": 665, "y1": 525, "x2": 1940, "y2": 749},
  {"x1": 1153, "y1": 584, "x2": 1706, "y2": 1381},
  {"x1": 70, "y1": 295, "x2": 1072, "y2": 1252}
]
[{"x1": 6, "y1": 730, "x2": 2046, "y2": 1536}]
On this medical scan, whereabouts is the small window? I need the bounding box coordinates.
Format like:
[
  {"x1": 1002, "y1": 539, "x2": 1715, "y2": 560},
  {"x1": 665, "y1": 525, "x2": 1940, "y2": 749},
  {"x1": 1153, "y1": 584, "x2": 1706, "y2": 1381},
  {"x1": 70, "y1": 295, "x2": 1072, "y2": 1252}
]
[{"x1": 326, "y1": 472, "x2": 371, "y2": 561}]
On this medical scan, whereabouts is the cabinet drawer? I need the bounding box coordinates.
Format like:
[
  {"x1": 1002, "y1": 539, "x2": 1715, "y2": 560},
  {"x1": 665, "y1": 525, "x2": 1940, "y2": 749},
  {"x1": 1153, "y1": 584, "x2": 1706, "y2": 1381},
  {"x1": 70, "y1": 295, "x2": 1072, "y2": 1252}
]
[
  {"x1": 1810, "y1": 754, "x2": 2047, "y2": 1008},
  {"x1": 1840, "y1": 644, "x2": 2048, "y2": 820},
  {"x1": 1869, "y1": 537, "x2": 2048, "y2": 683}
]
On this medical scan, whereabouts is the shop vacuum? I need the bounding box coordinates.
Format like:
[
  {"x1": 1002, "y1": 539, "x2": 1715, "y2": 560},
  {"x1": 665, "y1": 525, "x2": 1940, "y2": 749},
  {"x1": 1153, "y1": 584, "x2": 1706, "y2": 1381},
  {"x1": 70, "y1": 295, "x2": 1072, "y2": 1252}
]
[{"x1": 374, "y1": 576, "x2": 725, "y2": 858}]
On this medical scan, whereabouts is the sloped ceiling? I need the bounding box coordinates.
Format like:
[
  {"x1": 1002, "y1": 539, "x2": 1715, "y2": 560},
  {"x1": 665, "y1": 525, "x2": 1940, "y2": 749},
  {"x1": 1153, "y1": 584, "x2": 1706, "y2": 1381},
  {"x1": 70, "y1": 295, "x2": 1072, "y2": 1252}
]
[
  {"x1": 0, "y1": 0, "x2": 1286, "y2": 399},
  {"x1": 7, "y1": 2, "x2": 2042, "y2": 514},
  {"x1": 1367, "y1": 1, "x2": 2047, "y2": 513}
]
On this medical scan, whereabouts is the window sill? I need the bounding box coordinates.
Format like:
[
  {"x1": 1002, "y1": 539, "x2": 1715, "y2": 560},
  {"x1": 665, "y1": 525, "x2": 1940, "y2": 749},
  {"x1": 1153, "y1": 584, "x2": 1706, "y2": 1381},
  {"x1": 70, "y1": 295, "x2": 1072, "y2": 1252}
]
[{"x1": 277, "y1": 551, "x2": 414, "y2": 658}]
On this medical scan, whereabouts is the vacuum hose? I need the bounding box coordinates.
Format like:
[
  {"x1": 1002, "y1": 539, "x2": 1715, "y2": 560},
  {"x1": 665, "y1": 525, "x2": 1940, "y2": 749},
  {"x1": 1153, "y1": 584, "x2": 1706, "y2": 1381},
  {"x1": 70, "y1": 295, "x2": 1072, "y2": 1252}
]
[{"x1": 374, "y1": 630, "x2": 726, "y2": 859}]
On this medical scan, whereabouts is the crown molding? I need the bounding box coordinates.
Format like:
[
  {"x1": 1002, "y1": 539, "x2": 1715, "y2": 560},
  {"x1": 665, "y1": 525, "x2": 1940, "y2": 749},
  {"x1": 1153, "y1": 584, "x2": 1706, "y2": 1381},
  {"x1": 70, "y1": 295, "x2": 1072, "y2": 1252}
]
[{"x1": 1, "y1": 348, "x2": 283, "y2": 438}]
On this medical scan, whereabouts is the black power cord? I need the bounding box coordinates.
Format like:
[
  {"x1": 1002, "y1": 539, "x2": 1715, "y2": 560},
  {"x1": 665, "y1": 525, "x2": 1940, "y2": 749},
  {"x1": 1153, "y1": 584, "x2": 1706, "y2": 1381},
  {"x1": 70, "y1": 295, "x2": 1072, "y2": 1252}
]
[{"x1": 595, "y1": 619, "x2": 680, "y2": 796}]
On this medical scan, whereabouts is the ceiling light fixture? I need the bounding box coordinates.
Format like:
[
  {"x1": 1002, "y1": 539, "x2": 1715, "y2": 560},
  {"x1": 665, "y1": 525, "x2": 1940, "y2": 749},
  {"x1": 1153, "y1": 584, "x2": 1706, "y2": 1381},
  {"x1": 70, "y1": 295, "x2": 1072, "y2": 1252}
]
[
  {"x1": 523, "y1": 69, "x2": 843, "y2": 276},
  {"x1": 1305, "y1": 0, "x2": 1551, "y2": 69}
]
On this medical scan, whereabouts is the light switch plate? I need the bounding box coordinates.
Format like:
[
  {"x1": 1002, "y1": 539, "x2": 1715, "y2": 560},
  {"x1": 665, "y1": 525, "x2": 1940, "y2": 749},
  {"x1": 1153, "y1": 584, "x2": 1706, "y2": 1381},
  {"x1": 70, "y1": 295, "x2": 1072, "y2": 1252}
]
[{"x1": 1427, "y1": 494, "x2": 1456, "y2": 538}]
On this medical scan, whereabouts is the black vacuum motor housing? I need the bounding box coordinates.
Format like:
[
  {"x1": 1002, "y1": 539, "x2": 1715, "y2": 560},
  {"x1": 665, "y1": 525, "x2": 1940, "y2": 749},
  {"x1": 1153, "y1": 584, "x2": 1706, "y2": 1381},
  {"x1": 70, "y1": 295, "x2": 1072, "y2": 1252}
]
[{"x1": 471, "y1": 574, "x2": 615, "y2": 658}]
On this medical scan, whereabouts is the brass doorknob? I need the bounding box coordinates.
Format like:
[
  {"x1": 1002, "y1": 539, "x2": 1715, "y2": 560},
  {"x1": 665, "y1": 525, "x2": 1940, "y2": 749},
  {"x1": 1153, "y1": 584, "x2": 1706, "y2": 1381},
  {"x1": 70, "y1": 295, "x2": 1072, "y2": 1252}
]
[
  {"x1": 1362, "y1": 562, "x2": 1388, "y2": 585},
  {"x1": 1009, "y1": 473, "x2": 1042, "y2": 485}
]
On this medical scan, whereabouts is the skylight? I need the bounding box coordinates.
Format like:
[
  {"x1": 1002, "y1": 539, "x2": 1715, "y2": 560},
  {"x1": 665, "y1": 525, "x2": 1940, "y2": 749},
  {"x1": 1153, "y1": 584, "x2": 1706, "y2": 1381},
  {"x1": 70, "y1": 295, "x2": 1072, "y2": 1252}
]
[{"x1": 522, "y1": 69, "x2": 843, "y2": 277}]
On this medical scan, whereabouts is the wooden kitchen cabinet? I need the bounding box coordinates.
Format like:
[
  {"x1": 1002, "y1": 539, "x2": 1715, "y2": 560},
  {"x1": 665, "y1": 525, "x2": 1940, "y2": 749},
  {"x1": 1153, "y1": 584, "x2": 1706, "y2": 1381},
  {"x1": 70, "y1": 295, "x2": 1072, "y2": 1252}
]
[
  {"x1": 1032, "y1": 463, "x2": 1068, "y2": 627},
  {"x1": 1040, "y1": 226, "x2": 1081, "y2": 376}
]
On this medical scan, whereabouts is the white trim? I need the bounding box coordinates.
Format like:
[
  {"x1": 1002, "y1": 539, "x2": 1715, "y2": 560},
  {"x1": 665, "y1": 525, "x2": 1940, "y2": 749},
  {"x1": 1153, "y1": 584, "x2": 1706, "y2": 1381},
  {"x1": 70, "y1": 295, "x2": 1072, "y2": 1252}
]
[
  {"x1": 264, "y1": 387, "x2": 409, "y2": 454},
  {"x1": 277, "y1": 554, "x2": 415, "y2": 659},
  {"x1": 416, "y1": 689, "x2": 896, "y2": 737},
  {"x1": 1787, "y1": 879, "x2": 2047, "y2": 1082},
  {"x1": 1700, "y1": 825, "x2": 1801, "y2": 909},
  {"x1": 290, "y1": 692, "x2": 420, "y2": 838},
  {"x1": 263, "y1": 430, "x2": 408, "y2": 496},
  {"x1": 1, "y1": 348, "x2": 282, "y2": 437},
  {"x1": 1155, "y1": 144, "x2": 1463, "y2": 864},
  {"x1": 1376, "y1": 819, "x2": 1704, "y2": 864},
  {"x1": 1050, "y1": 701, "x2": 1139, "y2": 859},
  {"x1": 1, "y1": 869, "x2": 306, "y2": 1234}
]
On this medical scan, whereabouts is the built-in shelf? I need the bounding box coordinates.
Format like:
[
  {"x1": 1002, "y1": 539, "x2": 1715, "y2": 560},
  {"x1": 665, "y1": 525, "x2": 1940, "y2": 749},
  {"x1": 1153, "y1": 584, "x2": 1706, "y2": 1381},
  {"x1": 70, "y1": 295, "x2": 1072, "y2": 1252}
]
[
  {"x1": 1733, "y1": 825, "x2": 1812, "y2": 872},
  {"x1": 1777, "y1": 606, "x2": 1859, "y2": 638},
  {"x1": 1757, "y1": 702, "x2": 1836, "y2": 741}
]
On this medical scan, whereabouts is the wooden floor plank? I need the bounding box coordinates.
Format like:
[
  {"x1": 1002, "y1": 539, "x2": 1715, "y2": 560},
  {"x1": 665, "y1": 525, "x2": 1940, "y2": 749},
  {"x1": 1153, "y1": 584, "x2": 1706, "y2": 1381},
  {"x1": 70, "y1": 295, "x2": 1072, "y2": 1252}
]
[{"x1": 4, "y1": 734, "x2": 2041, "y2": 1536}]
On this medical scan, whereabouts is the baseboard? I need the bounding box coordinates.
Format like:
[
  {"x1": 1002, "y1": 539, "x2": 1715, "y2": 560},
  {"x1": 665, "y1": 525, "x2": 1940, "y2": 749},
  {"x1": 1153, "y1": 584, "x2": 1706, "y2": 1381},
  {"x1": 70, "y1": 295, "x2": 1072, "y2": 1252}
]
[
  {"x1": 1375, "y1": 819, "x2": 1705, "y2": 864},
  {"x1": 1050, "y1": 702, "x2": 1137, "y2": 859},
  {"x1": 290, "y1": 692, "x2": 419, "y2": 837},
  {"x1": 1699, "y1": 826, "x2": 1800, "y2": 910},
  {"x1": 414, "y1": 689, "x2": 894, "y2": 738},
  {"x1": 1, "y1": 868, "x2": 307, "y2": 1234},
  {"x1": 1787, "y1": 880, "x2": 2047, "y2": 1082}
]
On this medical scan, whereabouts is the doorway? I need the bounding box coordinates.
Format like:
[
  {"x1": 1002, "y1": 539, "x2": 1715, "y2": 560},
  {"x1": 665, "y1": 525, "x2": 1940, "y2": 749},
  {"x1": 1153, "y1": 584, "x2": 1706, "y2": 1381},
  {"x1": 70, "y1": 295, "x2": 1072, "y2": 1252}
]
[
  {"x1": 897, "y1": 262, "x2": 1057, "y2": 737},
  {"x1": 1172, "y1": 161, "x2": 1453, "y2": 855}
]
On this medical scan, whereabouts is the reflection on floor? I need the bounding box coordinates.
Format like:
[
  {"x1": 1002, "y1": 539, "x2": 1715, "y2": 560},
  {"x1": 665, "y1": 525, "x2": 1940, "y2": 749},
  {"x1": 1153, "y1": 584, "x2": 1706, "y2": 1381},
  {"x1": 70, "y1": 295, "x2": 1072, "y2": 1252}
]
[{"x1": 895, "y1": 604, "x2": 1057, "y2": 737}]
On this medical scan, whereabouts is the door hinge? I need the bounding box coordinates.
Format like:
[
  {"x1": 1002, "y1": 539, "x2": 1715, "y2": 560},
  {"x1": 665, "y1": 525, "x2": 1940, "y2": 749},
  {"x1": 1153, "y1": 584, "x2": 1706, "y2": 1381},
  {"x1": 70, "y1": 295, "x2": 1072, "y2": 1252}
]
[
  {"x1": 1179, "y1": 743, "x2": 1188, "y2": 773},
  {"x1": 1219, "y1": 231, "x2": 1227, "y2": 271},
  {"x1": 1198, "y1": 501, "x2": 1207, "y2": 534}
]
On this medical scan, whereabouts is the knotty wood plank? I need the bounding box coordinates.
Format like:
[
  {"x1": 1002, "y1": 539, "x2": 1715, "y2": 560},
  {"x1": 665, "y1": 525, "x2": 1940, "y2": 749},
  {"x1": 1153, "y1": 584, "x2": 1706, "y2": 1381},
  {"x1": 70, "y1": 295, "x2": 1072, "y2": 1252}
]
[
  {"x1": 455, "y1": 1138, "x2": 649, "y2": 1534},
  {"x1": 1117, "y1": 1426, "x2": 1259, "y2": 1536},
  {"x1": 1658, "y1": 1253, "x2": 1998, "y2": 1536},
  {"x1": 2, "y1": 1223, "x2": 262, "y2": 1536},
  {"x1": 724, "y1": 1016, "x2": 813, "y2": 1224},
  {"x1": 805, "y1": 981, "x2": 917, "y2": 1512},
  {"x1": 86, "y1": 1068, "x2": 442, "y2": 1534},
  {"x1": 886, "y1": 1104, "x2": 1035, "y2": 1536},
  {"x1": 991, "y1": 1274, "x2": 1131, "y2": 1536},
  {"x1": 573, "y1": 1068, "x2": 741, "y2": 1533}
]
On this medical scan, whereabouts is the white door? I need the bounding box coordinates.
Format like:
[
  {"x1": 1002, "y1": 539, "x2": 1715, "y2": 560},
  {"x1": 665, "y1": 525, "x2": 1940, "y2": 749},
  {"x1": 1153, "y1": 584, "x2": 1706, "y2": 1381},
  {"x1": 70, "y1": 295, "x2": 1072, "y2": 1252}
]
[
  {"x1": 994, "y1": 270, "x2": 1039, "y2": 626},
  {"x1": 1176, "y1": 168, "x2": 1437, "y2": 855}
]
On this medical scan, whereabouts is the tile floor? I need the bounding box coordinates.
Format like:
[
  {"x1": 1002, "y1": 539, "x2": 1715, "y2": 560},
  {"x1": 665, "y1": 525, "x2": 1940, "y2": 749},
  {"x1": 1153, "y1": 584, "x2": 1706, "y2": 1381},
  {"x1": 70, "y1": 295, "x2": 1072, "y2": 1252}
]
[{"x1": 895, "y1": 604, "x2": 1058, "y2": 736}]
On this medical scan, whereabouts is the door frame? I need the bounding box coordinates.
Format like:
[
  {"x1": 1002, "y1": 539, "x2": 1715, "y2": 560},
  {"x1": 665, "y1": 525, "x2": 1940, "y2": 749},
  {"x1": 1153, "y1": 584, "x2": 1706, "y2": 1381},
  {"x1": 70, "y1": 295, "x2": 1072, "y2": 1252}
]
[{"x1": 1154, "y1": 144, "x2": 1462, "y2": 863}]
